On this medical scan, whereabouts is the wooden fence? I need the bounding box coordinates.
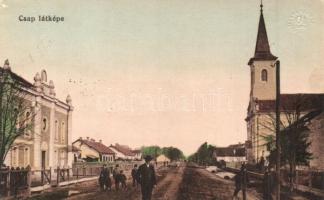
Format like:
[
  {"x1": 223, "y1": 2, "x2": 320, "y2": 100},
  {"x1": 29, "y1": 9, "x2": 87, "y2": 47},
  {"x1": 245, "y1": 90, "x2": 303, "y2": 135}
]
[{"x1": 0, "y1": 167, "x2": 31, "y2": 198}]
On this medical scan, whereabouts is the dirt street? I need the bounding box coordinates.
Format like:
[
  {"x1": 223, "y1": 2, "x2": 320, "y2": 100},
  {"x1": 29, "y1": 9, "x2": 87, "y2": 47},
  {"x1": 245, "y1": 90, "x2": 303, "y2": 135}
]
[{"x1": 29, "y1": 164, "x2": 261, "y2": 200}]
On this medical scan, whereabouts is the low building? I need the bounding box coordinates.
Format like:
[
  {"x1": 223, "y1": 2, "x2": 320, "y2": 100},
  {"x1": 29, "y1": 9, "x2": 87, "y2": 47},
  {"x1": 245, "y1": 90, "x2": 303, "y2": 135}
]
[
  {"x1": 2, "y1": 60, "x2": 73, "y2": 170},
  {"x1": 132, "y1": 149, "x2": 142, "y2": 160},
  {"x1": 73, "y1": 138, "x2": 115, "y2": 162},
  {"x1": 214, "y1": 145, "x2": 246, "y2": 163},
  {"x1": 109, "y1": 143, "x2": 136, "y2": 160},
  {"x1": 156, "y1": 154, "x2": 170, "y2": 164}
]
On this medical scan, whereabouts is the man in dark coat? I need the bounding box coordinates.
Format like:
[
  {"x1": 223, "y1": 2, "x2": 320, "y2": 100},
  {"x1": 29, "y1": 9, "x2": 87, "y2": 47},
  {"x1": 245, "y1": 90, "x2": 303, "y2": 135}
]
[
  {"x1": 132, "y1": 164, "x2": 139, "y2": 187},
  {"x1": 113, "y1": 164, "x2": 120, "y2": 190},
  {"x1": 137, "y1": 155, "x2": 157, "y2": 200},
  {"x1": 99, "y1": 164, "x2": 111, "y2": 191}
]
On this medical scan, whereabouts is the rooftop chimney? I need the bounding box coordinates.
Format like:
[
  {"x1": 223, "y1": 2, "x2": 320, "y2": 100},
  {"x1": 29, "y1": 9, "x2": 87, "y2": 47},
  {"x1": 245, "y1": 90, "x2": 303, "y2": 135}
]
[{"x1": 99, "y1": 140, "x2": 102, "y2": 143}]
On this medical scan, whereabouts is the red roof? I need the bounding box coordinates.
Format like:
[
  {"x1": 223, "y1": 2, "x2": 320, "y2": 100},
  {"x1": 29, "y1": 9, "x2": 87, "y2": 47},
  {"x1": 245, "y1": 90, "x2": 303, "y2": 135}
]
[
  {"x1": 257, "y1": 93, "x2": 324, "y2": 112},
  {"x1": 110, "y1": 144, "x2": 135, "y2": 156},
  {"x1": 76, "y1": 139, "x2": 115, "y2": 155}
]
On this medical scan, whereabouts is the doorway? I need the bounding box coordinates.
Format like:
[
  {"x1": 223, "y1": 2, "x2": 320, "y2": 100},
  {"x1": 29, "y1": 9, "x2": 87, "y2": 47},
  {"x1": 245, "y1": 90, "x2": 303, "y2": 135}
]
[{"x1": 41, "y1": 151, "x2": 46, "y2": 169}]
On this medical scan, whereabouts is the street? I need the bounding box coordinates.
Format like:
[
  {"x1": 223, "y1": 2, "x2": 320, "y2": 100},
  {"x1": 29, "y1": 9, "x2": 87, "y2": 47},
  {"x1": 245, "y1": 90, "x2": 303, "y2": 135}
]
[{"x1": 30, "y1": 164, "x2": 261, "y2": 200}]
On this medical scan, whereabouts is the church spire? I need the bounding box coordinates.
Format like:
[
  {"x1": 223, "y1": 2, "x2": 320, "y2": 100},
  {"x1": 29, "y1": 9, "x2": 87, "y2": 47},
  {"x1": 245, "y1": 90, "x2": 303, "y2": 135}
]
[{"x1": 248, "y1": 1, "x2": 277, "y2": 65}]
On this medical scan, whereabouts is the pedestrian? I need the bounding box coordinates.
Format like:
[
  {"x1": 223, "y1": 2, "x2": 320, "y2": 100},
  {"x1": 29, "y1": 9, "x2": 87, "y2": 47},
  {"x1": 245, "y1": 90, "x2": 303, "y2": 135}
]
[
  {"x1": 263, "y1": 167, "x2": 276, "y2": 200},
  {"x1": 113, "y1": 164, "x2": 120, "y2": 191},
  {"x1": 232, "y1": 164, "x2": 248, "y2": 200},
  {"x1": 98, "y1": 164, "x2": 111, "y2": 191},
  {"x1": 119, "y1": 170, "x2": 127, "y2": 190},
  {"x1": 137, "y1": 155, "x2": 157, "y2": 200},
  {"x1": 132, "y1": 164, "x2": 139, "y2": 187}
]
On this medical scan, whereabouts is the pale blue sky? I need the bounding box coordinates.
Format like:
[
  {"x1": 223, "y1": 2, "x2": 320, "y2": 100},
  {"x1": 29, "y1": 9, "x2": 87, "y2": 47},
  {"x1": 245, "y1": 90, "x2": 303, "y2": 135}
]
[{"x1": 1, "y1": 0, "x2": 323, "y2": 155}]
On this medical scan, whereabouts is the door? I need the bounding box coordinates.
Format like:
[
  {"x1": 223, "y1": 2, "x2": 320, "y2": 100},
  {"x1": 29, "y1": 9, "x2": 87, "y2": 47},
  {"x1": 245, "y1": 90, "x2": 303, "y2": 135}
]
[{"x1": 41, "y1": 151, "x2": 46, "y2": 169}]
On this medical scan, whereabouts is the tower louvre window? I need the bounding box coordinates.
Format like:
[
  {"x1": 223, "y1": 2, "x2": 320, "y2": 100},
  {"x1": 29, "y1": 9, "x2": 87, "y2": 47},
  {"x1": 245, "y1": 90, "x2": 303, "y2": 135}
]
[{"x1": 261, "y1": 69, "x2": 268, "y2": 82}]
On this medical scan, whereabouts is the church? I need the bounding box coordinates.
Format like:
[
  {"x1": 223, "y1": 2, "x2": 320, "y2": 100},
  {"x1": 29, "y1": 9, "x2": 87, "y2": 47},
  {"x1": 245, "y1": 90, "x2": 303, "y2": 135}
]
[
  {"x1": 1, "y1": 60, "x2": 73, "y2": 170},
  {"x1": 245, "y1": 3, "x2": 324, "y2": 165}
]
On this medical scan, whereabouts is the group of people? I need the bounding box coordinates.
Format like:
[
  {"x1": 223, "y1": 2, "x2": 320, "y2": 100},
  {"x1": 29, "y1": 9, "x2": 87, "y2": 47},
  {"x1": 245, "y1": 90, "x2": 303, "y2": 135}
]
[
  {"x1": 98, "y1": 164, "x2": 127, "y2": 191},
  {"x1": 98, "y1": 155, "x2": 157, "y2": 200}
]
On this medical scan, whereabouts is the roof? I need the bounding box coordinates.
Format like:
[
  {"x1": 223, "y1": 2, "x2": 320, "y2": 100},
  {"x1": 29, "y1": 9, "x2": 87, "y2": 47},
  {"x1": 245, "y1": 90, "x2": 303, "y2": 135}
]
[
  {"x1": 72, "y1": 145, "x2": 80, "y2": 152},
  {"x1": 256, "y1": 94, "x2": 324, "y2": 112},
  {"x1": 132, "y1": 149, "x2": 141, "y2": 154},
  {"x1": 110, "y1": 144, "x2": 136, "y2": 156},
  {"x1": 0, "y1": 67, "x2": 34, "y2": 88},
  {"x1": 214, "y1": 147, "x2": 246, "y2": 157},
  {"x1": 76, "y1": 139, "x2": 115, "y2": 155},
  {"x1": 248, "y1": 6, "x2": 277, "y2": 65}
]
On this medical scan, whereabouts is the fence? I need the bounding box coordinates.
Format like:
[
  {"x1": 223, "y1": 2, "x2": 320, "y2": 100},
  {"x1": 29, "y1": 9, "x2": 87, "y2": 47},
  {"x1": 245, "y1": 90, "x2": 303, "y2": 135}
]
[{"x1": 0, "y1": 167, "x2": 31, "y2": 198}]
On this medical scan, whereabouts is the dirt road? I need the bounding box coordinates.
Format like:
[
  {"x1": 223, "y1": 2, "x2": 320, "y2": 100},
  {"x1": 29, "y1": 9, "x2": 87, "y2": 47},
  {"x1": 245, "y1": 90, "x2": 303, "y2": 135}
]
[{"x1": 29, "y1": 164, "x2": 261, "y2": 200}]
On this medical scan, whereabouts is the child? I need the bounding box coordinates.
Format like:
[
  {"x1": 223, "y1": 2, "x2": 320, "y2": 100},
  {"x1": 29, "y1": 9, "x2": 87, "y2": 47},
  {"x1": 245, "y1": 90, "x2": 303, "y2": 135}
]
[{"x1": 119, "y1": 170, "x2": 127, "y2": 190}]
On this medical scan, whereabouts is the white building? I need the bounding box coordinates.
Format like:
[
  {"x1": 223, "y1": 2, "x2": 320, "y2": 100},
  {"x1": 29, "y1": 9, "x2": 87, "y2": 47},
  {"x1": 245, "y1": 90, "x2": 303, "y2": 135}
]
[
  {"x1": 245, "y1": 4, "x2": 324, "y2": 164},
  {"x1": 2, "y1": 60, "x2": 73, "y2": 170}
]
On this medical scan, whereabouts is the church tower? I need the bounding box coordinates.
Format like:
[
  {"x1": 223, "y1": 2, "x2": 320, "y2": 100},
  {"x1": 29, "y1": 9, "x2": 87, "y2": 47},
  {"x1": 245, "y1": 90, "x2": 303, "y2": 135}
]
[{"x1": 248, "y1": 2, "x2": 278, "y2": 101}]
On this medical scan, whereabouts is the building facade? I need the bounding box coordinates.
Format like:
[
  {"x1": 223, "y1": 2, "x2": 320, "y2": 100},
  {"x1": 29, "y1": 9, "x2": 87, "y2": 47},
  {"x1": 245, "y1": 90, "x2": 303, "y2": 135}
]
[
  {"x1": 73, "y1": 137, "x2": 115, "y2": 162},
  {"x1": 245, "y1": 4, "x2": 324, "y2": 164},
  {"x1": 109, "y1": 143, "x2": 136, "y2": 160},
  {"x1": 2, "y1": 60, "x2": 73, "y2": 170}
]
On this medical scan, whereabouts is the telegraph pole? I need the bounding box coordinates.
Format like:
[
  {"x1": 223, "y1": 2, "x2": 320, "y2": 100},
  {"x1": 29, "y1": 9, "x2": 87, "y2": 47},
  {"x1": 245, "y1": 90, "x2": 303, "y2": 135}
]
[{"x1": 275, "y1": 60, "x2": 281, "y2": 200}]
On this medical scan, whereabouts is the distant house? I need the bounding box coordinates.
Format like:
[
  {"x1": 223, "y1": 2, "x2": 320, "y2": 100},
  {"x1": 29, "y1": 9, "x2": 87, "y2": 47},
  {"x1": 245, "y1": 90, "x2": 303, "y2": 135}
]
[
  {"x1": 109, "y1": 143, "x2": 136, "y2": 160},
  {"x1": 156, "y1": 154, "x2": 170, "y2": 164},
  {"x1": 132, "y1": 149, "x2": 142, "y2": 160},
  {"x1": 72, "y1": 145, "x2": 81, "y2": 163},
  {"x1": 73, "y1": 137, "x2": 115, "y2": 162},
  {"x1": 214, "y1": 144, "x2": 246, "y2": 163}
]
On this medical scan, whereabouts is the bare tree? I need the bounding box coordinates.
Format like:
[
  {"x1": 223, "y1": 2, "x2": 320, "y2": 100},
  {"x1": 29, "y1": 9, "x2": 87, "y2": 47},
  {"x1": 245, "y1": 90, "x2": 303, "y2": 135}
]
[
  {"x1": 0, "y1": 60, "x2": 35, "y2": 167},
  {"x1": 259, "y1": 94, "x2": 322, "y2": 192}
]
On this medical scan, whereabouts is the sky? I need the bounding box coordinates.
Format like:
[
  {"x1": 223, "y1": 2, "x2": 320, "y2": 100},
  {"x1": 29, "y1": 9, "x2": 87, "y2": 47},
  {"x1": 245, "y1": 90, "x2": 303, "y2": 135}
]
[{"x1": 0, "y1": 0, "x2": 323, "y2": 155}]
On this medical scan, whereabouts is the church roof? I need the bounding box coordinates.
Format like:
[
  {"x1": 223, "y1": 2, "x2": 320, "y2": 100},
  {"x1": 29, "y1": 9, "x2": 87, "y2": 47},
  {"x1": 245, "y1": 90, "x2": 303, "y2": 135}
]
[
  {"x1": 248, "y1": 4, "x2": 277, "y2": 65},
  {"x1": 256, "y1": 93, "x2": 324, "y2": 112}
]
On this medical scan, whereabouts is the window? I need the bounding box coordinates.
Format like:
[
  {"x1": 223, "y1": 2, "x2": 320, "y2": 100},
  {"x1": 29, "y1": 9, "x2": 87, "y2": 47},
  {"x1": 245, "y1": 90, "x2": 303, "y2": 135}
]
[
  {"x1": 261, "y1": 69, "x2": 268, "y2": 82},
  {"x1": 24, "y1": 147, "x2": 30, "y2": 167},
  {"x1": 24, "y1": 111, "x2": 31, "y2": 137},
  {"x1": 61, "y1": 122, "x2": 65, "y2": 143},
  {"x1": 11, "y1": 147, "x2": 18, "y2": 167},
  {"x1": 42, "y1": 117, "x2": 48, "y2": 132},
  {"x1": 55, "y1": 120, "x2": 59, "y2": 140},
  {"x1": 41, "y1": 70, "x2": 47, "y2": 82}
]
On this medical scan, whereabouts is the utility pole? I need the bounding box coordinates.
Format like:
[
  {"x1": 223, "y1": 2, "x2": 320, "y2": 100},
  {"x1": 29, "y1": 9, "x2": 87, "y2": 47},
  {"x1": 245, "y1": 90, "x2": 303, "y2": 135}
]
[{"x1": 275, "y1": 60, "x2": 281, "y2": 200}]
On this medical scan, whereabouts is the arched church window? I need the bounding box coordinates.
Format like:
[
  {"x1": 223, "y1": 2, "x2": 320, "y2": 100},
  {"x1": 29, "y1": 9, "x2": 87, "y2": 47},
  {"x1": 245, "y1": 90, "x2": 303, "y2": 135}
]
[{"x1": 261, "y1": 69, "x2": 268, "y2": 82}]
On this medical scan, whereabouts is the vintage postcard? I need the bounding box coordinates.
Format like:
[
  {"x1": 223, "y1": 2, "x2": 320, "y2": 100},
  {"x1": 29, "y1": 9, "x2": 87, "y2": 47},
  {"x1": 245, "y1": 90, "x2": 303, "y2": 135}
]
[{"x1": 0, "y1": 0, "x2": 323, "y2": 199}]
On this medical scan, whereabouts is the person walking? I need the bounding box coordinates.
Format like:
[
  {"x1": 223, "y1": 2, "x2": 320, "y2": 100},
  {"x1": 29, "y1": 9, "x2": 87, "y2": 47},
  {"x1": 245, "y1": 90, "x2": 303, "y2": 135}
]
[
  {"x1": 132, "y1": 164, "x2": 139, "y2": 187},
  {"x1": 137, "y1": 155, "x2": 157, "y2": 200},
  {"x1": 113, "y1": 164, "x2": 120, "y2": 191},
  {"x1": 119, "y1": 170, "x2": 127, "y2": 190},
  {"x1": 98, "y1": 164, "x2": 111, "y2": 191},
  {"x1": 263, "y1": 167, "x2": 276, "y2": 200},
  {"x1": 233, "y1": 164, "x2": 248, "y2": 200}
]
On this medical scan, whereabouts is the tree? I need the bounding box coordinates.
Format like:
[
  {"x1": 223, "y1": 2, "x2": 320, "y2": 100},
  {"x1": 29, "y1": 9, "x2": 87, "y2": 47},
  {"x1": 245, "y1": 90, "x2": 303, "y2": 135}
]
[
  {"x1": 0, "y1": 60, "x2": 34, "y2": 167},
  {"x1": 260, "y1": 94, "x2": 321, "y2": 192},
  {"x1": 161, "y1": 146, "x2": 185, "y2": 161},
  {"x1": 189, "y1": 142, "x2": 217, "y2": 166},
  {"x1": 141, "y1": 145, "x2": 162, "y2": 159}
]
